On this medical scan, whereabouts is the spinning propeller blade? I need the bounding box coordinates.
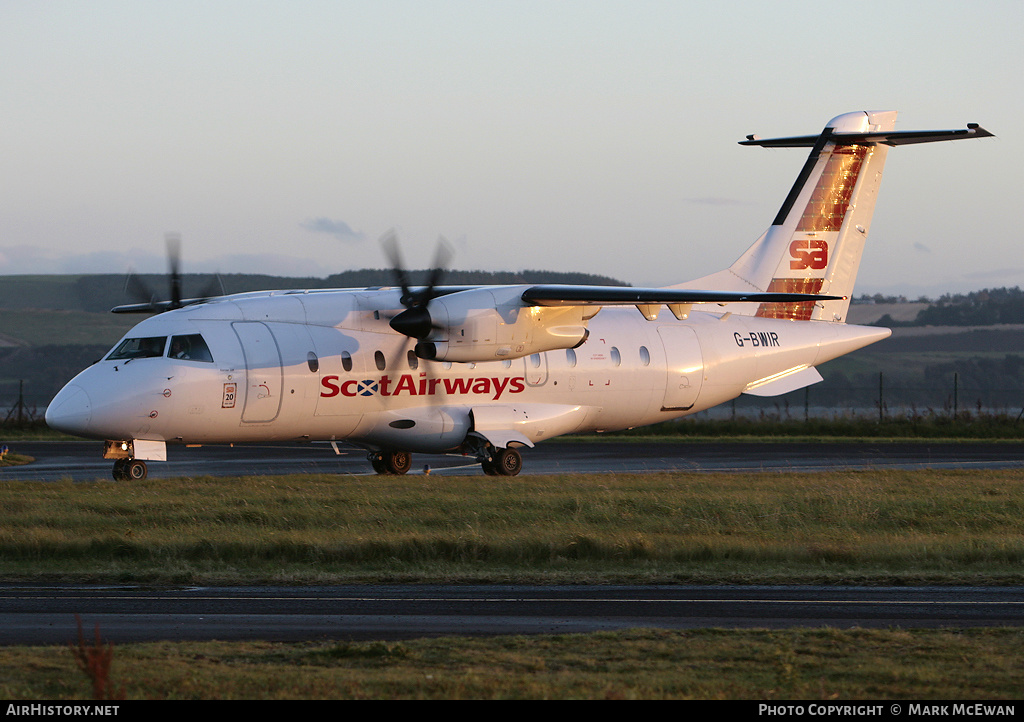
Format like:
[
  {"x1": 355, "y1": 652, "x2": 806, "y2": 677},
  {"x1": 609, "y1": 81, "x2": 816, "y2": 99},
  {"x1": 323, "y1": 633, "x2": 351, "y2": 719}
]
[{"x1": 382, "y1": 232, "x2": 453, "y2": 340}]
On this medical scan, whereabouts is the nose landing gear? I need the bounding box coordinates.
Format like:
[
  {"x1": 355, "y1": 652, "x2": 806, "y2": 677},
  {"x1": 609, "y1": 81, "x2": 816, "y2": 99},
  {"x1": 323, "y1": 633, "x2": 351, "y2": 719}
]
[{"x1": 112, "y1": 458, "x2": 148, "y2": 481}]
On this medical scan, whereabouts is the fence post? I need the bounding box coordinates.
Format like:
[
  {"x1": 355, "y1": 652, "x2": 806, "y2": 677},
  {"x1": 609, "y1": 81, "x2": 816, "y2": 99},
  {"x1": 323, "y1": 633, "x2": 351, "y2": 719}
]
[
  {"x1": 878, "y1": 371, "x2": 884, "y2": 422},
  {"x1": 953, "y1": 372, "x2": 959, "y2": 421}
]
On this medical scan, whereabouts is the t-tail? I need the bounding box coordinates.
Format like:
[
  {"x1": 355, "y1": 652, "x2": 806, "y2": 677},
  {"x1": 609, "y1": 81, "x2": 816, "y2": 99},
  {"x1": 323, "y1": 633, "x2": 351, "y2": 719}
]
[{"x1": 677, "y1": 111, "x2": 993, "y2": 322}]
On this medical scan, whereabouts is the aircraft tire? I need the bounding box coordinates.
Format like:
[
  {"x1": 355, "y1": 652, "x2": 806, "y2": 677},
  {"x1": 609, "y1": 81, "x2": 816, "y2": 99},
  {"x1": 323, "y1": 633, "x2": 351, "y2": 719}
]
[
  {"x1": 382, "y1": 449, "x2": 412, "y2": 475},
  {"x1": 125, "y1": 459, "x2": 148, "y2": 480},
  {"x1": 111, "y1": 459, "x2": 127, "y2": 481},
  {"x1": 491, "y1": 447, "x2": 522, "y2": 477}
]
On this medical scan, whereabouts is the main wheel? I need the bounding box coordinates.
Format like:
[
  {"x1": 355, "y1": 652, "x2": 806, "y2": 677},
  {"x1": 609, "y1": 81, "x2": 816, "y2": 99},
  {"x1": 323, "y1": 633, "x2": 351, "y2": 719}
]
[
  {"x1": 484, "y1": 447, "x2": 522, "y2": 476},
  {"x1": 372, "y1": 449, "x2": 411, "y2": 475}
]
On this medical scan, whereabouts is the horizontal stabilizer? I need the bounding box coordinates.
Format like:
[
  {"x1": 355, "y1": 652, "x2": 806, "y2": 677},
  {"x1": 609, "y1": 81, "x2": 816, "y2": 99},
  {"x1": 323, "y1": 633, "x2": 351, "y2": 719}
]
[{"x1": 740, "y1": 123, "x2": 993, "y2": 148}]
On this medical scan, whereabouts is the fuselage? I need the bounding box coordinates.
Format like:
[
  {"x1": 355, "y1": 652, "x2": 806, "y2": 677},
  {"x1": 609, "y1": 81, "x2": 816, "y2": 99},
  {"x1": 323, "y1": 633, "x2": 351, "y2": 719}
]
[{"x1": 45, "y1": 285, "x2": 889, "y2": 454}]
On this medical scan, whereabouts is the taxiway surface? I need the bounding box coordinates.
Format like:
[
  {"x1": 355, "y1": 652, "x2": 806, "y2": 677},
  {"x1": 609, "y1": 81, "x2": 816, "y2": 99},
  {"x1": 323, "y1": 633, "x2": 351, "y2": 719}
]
[
  {"x1": 4, "y1": 439, "x2": 1024, "y2": 481},
  {"x1": 3, "y1": 584, "x2": 1024, "y2": 646}
]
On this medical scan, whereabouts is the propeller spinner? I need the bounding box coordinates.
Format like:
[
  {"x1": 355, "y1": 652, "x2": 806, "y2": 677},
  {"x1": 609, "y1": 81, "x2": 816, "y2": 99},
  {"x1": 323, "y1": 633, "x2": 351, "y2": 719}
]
[{"x1": 382, "y1": 232, "x2": 453, "y2": 340}]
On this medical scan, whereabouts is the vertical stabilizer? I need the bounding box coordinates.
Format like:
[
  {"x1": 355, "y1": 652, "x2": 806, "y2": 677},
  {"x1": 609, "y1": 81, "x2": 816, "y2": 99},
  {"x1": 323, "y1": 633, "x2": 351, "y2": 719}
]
[
  {"x1": 750, "y1": 111, "x2": 892, "y2": 322},
  {"x1": 675, "y1": 111, "x2": 993, "y2": 322}
]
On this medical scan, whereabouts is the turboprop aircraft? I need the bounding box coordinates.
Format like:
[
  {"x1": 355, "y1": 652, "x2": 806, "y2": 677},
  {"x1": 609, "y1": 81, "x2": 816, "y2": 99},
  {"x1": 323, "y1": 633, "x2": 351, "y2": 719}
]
[{"x1": 45, "y1": 111, "x2": 992, "y2": 479}]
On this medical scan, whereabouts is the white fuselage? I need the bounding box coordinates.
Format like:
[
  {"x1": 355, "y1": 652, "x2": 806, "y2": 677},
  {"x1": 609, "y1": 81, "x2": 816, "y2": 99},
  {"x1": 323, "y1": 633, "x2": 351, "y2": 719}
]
[{"x1": 46, "y1": 286, "x2": 888, "y2": 454}]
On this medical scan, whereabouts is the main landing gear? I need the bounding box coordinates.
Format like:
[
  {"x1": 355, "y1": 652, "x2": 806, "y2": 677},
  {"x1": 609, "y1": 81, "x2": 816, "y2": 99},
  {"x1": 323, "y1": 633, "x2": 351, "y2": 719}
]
[
  {"x1": 368, "y1": 449, "x2": 413, "y2": 475},
  {"x1": 481, "y1": 446, "x2": 522, "y2": 476},
  {"x1": 112, "y1": 458, "x2": 148, "y2": 481},
  {"x1": 366, "y1": 445, "x2": 523, "y2": 476}
]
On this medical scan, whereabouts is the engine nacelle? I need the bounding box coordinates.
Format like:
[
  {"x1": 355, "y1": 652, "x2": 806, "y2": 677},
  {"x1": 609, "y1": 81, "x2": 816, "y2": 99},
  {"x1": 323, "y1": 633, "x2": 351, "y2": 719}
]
[{"x1": 414, "y1": 286, "x2": 592, "y2": 363}]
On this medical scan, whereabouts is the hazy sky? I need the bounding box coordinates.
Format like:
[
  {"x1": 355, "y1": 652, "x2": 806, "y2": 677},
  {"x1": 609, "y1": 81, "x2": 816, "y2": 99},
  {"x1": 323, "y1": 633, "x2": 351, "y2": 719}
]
[{"x1": 1, "y1": 0, "x2": 1020, "y2": 297}]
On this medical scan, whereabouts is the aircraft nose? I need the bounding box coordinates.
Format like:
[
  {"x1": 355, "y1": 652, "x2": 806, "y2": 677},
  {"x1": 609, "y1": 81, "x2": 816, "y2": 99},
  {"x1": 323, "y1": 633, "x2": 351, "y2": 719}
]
[{"x1": 45, "y1": 383, "x2": 92, "y2": 436}]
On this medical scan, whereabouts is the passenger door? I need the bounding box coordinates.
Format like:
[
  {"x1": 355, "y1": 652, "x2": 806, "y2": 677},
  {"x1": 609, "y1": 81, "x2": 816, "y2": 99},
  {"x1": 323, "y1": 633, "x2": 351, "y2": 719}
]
[{"x1": 232, "y1": 321, "x2": 283, "y2": 423}]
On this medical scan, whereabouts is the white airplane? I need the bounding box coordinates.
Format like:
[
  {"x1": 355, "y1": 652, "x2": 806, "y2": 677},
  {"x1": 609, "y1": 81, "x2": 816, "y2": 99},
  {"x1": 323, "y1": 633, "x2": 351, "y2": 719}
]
[{"x1": 45, "y1": 111, "x2": 992, "y2": 480}]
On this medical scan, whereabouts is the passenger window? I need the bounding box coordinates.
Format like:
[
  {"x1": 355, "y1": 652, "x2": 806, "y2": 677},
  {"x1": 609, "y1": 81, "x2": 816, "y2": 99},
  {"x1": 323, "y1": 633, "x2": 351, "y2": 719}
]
[
  {"x1": 530, "y1": 353, "x2": 541, "y2": 368},
  {"x1": 407, "y1": 350, "x2": 418, "y2": 369},
  {"x1": 639, "y1": 346, "x2": 651, "y2": 366},
  {"x1": 611, "y1": 347, "x2": 621, "y2": 367},
  {"x1": 341, "y1": 351, "x2": 353, "y2": 372},
  {"x1": 566, "y1": 348, "x2": 577, "y2": 367},
  {"x1": 107, "y1": 337, "x2": 167, "y2": 360},
  {"x1": 307, "y1": 352, "x2": 319, "y2": 373},
  {"x1": 374, "y1": 350, "x2": 386, "y2": 371},
  {"x1": 168, "y1": 334, "x2": 214, "y2": 362}
]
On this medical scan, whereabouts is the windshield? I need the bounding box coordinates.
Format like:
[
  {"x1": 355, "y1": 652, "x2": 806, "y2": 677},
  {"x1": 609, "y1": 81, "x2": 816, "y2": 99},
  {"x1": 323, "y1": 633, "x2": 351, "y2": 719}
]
[
  {"x1": 168, "y1": 334, "x2": 214, "y2": 362},
  {"x1": 107, "y1": 336, "x2": 167, "y2": 360}
]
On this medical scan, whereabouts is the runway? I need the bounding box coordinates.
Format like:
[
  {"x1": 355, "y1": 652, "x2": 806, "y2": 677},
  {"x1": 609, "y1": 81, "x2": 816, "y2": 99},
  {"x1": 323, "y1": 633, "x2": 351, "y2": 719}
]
[
  {"x1": 5, "y1": 438, "x2": 1024, "y2": 481},
  {"x1": 3, "y1": 584, "x2": 1024, "y2": 646}
]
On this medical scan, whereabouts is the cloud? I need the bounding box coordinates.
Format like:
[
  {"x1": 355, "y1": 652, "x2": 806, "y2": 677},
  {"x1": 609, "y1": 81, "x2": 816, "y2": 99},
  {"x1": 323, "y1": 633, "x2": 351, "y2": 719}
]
[
  {"x1": 299, "y1": 217, "x2": 366, "y2": 243},
  {"x1": 913, "y1": 242, "x2": 932, "y2": 253}
]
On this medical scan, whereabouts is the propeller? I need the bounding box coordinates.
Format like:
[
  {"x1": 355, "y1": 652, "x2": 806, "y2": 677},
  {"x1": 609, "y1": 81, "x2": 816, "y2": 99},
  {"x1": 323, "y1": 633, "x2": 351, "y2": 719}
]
[
  {"x1": 381, "y1": 231, "x2": 453, "y2": 340},
  {"x1": 118, "y1": 233, "x2": 224, "y2": 314}
]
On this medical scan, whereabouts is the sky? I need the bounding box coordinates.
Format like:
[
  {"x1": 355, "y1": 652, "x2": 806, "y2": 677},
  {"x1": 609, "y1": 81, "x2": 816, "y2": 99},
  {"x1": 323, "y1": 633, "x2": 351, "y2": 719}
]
[{"x1": 1, "y1": 0, "x2": 1021, "y2": 298}]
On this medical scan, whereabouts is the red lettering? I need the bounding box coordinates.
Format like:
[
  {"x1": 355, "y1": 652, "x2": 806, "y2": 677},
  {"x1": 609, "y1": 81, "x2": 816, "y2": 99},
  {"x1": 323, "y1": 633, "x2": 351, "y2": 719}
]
[
  {"x1": 320, "y1": 375, "x2": 340, "y2": 397},
  {"x1": 443, "y1": 377, "x2": 473, "y2": 395},
  {"x1": 491, "y1": 377, "x2": 510, "y2": 400},
  {"x1": 393, "y1": 374, "x2": 417, "y2": 395},
  {"x1": 322, "y1": 374, "x2": 528, "y2": 400},
  {"x1": 789, "y1": 239, "x2": 828, "y2": 270}
]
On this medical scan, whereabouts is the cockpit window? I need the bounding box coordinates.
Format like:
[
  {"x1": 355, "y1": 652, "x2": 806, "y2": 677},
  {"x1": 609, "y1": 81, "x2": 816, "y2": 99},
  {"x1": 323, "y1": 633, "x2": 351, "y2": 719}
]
[
  {"x1": 107, "y1": 336, "x2": 167, "y2": 360},
  {"x1": 168, "y1": 334, "x2": 214, "y2": 362}
]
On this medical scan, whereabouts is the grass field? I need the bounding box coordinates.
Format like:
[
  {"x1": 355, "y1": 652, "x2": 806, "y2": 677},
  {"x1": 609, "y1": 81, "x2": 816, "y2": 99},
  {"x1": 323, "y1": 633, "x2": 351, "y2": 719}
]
[
  {"x1": 4, "y1": 628, "x2": 1023, "y2": 700},
  {"x1": 4, "y1": 468, "x2": 1024, "y2": 585},
  {"x1": 3, "y1": 467, "x2": 1024, "y2": 699}
]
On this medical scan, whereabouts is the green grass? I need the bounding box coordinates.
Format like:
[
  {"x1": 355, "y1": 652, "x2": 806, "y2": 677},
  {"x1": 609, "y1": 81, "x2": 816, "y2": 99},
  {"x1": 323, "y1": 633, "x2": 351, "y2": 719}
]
[
  {"x1": 3, "y1": 468, "x2": 1024, "y2": 585},
  {"x1": 3, "y1": 628, "x2": 1023, "y2": 700}
]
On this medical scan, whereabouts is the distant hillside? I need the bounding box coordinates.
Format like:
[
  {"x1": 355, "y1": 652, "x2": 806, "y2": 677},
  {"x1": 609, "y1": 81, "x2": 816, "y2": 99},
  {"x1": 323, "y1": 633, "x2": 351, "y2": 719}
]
[
  {"x1": 851, "y1": 287, "x2": 1024, "y2": 327},
  {"x1": 0, "y1": 270, "x2": 628, "y2": 313}
]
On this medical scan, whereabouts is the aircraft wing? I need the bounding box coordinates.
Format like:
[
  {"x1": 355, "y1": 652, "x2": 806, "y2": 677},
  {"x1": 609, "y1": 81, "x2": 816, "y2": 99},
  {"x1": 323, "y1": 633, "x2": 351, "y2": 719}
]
[
  {"x1": 520, "y1": 285, "x2": 843, "y2": 307},
  {"x1": 111, "y1": 298, "x2": 210, "y2": 314}
]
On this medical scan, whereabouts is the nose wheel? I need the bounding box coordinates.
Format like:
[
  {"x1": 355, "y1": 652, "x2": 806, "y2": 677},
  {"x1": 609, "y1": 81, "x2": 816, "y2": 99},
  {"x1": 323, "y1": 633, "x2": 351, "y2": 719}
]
[{"x1": 112, "y1": 458, "x2": 148, "y2": 481}]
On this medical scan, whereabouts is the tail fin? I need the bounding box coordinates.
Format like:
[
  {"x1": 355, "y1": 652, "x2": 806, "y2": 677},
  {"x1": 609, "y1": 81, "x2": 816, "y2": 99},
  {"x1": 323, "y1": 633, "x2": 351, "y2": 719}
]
[{"x1": 677, "y1": 111, "x2": 993, "y2": 322}]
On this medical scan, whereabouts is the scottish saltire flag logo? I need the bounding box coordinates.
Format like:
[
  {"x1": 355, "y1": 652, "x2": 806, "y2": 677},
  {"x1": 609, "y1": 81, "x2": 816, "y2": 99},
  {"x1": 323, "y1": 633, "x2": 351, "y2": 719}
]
[{"x1": 356, "y1": 380, "x2": 378, "y2": 396}]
